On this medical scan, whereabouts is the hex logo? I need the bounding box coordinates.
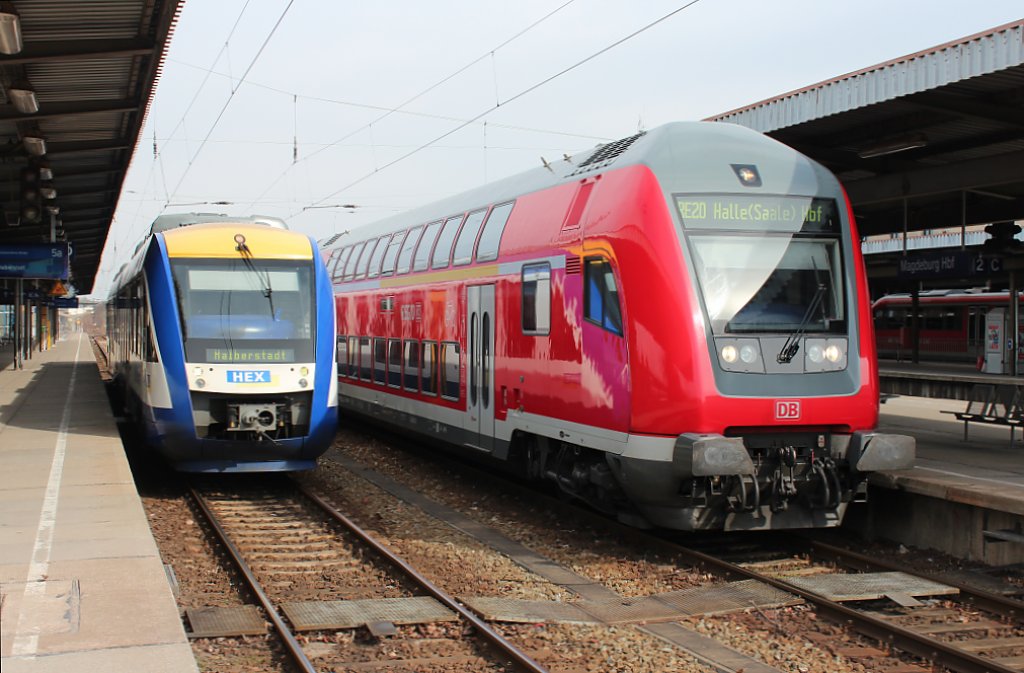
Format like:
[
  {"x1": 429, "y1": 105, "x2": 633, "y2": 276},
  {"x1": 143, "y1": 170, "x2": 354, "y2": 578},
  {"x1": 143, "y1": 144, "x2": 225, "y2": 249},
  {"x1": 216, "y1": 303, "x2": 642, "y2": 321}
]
[{"x1": 775, "y1": 399, "x2": 801, "y2": 420}]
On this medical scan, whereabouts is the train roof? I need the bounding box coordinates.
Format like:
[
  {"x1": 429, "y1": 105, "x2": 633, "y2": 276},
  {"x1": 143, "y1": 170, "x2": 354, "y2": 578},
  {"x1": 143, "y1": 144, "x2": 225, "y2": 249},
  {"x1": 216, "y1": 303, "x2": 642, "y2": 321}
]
[
  {"x1": 872, "y1": 289, "x2": 1023, "y2": 307},
  {"x1": 150, "y1": 213, "x2": 288, "y2": 236},
  {"x1": 322, "y1": 120, "x2": 834, "y2": 251}
]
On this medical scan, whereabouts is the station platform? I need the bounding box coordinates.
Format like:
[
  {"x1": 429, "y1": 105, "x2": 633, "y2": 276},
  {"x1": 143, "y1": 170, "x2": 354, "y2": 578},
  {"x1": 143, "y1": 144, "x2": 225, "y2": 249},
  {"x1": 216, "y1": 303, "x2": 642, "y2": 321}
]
[
  {"x1": 867, "y1": 394, "x2": 1024, "y2": 565},
  {"x1": 879, "y1": 359, "x2": 1024, "y2": 401},
  {"x1": 0, "y1": 335, "x2": 197, "y2": 673}
]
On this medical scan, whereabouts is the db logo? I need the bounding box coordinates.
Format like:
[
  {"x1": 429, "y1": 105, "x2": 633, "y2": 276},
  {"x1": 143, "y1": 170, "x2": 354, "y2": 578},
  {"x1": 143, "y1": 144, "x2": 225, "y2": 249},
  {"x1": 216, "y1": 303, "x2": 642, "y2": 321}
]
[{"x1": 775, "y1": 400, "x2": 801, "y2": 420}]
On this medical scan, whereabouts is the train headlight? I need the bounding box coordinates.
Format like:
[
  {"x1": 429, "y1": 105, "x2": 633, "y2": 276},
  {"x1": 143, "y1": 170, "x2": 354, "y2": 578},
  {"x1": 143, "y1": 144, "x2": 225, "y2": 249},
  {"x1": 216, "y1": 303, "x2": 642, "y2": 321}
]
[
  {"x1": 298, "y1": 378, "x2": 308, "y2": 388},
  {"x1": 804, "y1": 338, "x2": 847, "y2": 371},
  {"x1": 195, "y1": 377, "x2": 206, "y2": 389},
  {"x1": 717, "y1": 339, "x2": 765, "y2": 373},
  {"x1": 300, "y1": 366, "x2": 309, "y2": 376},
  {"x1": 192, "y1": 366, "x2": 203, "y2": 376}
]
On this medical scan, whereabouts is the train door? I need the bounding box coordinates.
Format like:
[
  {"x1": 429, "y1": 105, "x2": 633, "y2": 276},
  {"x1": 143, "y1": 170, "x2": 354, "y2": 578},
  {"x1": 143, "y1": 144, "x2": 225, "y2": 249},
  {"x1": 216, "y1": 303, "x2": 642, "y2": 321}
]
[{"x1": 466, "y1": 284, "x2": 495, "y2": 452}]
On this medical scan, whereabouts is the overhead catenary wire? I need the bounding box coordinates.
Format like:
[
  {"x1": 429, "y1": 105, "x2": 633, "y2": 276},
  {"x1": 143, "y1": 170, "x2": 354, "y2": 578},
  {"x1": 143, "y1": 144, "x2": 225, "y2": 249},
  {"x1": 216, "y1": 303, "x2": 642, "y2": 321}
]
[
  {"x1": 298, "y1": 0, "x2": 706, "y2": 215},
  {"x1": 163, "y1": 0, "x2": 297, "y2": 211},
  {"x1": 244, "y1": 0, "x2": 582, "y2": 212}
]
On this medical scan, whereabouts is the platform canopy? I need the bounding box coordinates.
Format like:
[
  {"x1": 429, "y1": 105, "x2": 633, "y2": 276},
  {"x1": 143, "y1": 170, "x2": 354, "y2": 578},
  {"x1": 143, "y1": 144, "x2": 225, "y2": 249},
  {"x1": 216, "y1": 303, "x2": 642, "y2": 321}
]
[
  {"x1": 707, "y1": 20, "x2": 1024, "y2": 243},
  {"x1": 0, "y1": 0, "x2": 183, "y2": 295}
]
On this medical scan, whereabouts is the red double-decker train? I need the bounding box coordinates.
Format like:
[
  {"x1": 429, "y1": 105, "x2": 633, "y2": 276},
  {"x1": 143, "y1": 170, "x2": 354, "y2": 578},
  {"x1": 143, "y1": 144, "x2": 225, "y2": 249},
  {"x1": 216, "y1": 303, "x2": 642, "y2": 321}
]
[
  {"x1": 321, "y1": 121, "x2": 914, "y2": 531},
  {"x1": 873, "y1": 290, "x2": 1024, "y2": 367}
]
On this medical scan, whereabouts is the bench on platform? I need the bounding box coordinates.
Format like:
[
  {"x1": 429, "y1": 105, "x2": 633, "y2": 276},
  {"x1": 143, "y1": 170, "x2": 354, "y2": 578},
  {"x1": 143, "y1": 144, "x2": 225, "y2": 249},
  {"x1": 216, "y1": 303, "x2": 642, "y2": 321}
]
[{"x1": 940, "y1": 384, "x2": 1023, "y2": 445}]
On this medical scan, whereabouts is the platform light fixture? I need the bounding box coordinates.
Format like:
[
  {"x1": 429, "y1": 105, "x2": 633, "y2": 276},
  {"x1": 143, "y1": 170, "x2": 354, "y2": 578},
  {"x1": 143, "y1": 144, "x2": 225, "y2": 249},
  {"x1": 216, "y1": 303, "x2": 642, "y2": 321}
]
[
  {"x1": 0, "y1": 3, "x2": 22, "y2": 55},
  {"x1": 8, "y1": 83, "x2": 38, "y2": 114},
  {"x1": 857, "y1": 134, "x2": 928, "y2": 159},
  {"x1": 37, "y1": 161, "x2": 52, "y2": 181},
  {"x1": 22, "y1": 134, "x2": 46, "y2": 156},
  {"x1": 39, "y1": 181, "x2": 56, "y2": 200}
]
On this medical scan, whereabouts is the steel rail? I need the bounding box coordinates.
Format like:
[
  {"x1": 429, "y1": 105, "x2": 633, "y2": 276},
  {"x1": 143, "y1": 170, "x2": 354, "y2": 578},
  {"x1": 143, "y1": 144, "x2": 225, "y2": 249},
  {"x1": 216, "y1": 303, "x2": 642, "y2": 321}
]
[
  {"x1": 189, "y1": 486, "x2": 319, "y2": 673},
  {"x1": 662, "y1": 541, "x2": 1020, "y2": 673},
  {"x1": 796, "y1": 535, "x2": 1024, "y2": 620},
  {"x1": 343, "y1": 424, "x2": 1017, "y2": 673},
  {"x1": 294, "y1": 481, "x2": 550, "y2": 673}
]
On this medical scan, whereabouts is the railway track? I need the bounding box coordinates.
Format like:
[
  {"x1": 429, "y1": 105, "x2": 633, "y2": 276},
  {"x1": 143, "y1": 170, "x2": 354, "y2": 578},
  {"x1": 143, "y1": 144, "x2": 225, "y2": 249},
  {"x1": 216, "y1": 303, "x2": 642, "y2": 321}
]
[
  {"x1": 327, "y1": 428, "x2": 1024, "y2": 673},
  {"x1": 187, "y1": 479, "x2": 547, "y2": 673},
  {"x1": 673, "y1": 534, "x2": 1024, "y2": 673}
]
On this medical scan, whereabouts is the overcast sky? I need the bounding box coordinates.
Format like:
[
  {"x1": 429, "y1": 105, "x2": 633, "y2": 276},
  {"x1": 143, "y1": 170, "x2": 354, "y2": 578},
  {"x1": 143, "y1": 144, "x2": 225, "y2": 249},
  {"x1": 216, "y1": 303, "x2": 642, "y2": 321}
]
[{"x1": 91, "y1": 0, "x2": 1023, "y2": 295}]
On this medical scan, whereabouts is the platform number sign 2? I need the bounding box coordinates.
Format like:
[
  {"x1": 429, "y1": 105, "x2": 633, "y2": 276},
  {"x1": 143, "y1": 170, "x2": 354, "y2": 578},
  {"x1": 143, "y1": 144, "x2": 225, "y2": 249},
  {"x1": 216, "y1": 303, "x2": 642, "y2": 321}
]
[{"x1": 775, "y1": 400, "x2": 801, "y2": 420}]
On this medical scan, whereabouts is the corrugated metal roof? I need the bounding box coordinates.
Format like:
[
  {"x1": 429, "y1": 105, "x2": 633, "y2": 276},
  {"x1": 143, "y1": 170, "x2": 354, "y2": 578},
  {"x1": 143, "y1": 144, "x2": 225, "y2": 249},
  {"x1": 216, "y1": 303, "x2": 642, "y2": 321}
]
[
  {"x1": 0, "y1": 0, "x2": 183, "y2": 294},
  {"x1": 708, "y1": 20, "x2": 1024, "y2": 132},
  {"x1": 701, "y1": 19, "x2": 1024, "y2": 286}
]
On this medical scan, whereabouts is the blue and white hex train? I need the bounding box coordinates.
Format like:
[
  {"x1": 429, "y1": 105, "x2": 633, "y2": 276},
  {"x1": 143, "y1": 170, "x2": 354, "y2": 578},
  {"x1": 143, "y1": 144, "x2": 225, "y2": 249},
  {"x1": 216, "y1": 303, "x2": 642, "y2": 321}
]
[{"x1": 107, "y1": 214, "x2": 337, "y2": 471}]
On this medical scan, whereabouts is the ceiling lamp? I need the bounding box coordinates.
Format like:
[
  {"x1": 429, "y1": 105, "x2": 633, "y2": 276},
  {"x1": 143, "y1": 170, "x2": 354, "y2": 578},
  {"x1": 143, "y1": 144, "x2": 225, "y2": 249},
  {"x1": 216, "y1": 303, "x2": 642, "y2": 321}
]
[
  {"x1": 23, "y1": 134, "x2": 46, "y2": 156},
  {"x1": 37, "y1": 161, "x2": 52, "y2": 180},
  {"x1": 8, "y1": 82, "x2": 38, "y2": 114},
  {"x1": 0, "y1": 3, "x2": 22, "y2": 55},
  {"x1": 39, "y1": 181, "x2": 56, "y2": 199}
]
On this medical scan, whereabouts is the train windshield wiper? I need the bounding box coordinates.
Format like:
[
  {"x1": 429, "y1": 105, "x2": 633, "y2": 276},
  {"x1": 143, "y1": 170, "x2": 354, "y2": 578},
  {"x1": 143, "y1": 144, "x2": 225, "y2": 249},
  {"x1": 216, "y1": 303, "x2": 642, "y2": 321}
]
[
  {"x1": 777, "y1": 281, "x2": 826, "y2": 364},
  {"x1": 235, "y1": 237, "x2": 275, "y2": 318}
]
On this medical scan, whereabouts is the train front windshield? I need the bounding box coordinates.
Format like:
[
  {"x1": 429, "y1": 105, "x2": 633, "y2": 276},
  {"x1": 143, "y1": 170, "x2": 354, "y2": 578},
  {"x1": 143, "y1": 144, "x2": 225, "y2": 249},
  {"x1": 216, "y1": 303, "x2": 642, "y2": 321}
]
[
  {"x1": 171, "y1": 259, "x2": 315, "y2": 363},
  {"x1": 676, "y1": 194, "x2": 846, "y2": 335}
]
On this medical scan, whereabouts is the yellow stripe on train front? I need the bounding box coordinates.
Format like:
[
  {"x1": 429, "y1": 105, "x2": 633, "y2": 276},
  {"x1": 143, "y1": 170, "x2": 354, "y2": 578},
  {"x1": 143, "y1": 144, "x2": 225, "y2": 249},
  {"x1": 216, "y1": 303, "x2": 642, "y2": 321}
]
[{"x1": 163, "y1": 222, "x2": 313, "y2": 259}]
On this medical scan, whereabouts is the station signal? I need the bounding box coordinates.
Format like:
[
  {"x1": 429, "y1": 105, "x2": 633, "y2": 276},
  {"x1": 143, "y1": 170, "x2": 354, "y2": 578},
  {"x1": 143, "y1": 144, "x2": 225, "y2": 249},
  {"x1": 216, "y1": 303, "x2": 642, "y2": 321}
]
[{"x1": 20, "y1": 165, "x2": 41, "y2": 225}]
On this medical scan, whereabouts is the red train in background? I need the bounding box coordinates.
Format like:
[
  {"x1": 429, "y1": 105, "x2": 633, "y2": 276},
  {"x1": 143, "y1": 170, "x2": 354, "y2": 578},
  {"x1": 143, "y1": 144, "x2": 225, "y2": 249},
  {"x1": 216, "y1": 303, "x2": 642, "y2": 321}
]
[
  {"x1": 321, "y1": 121, "x2": 915, "y2": 531},
  {"x1": 873, "y1": 290, "x2": 1024, "y2": 369}
]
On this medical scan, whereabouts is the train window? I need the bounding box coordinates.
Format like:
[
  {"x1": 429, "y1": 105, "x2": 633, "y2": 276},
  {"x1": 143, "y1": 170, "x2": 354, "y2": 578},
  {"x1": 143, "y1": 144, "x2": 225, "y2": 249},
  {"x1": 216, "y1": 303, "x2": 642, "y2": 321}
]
[
  {"x1": 475, "y1": 201, "x2": 514, "y2": 262},
  {"x1": 432, "y1": 214, "x2": 464, "y2": 269},
  {"x1": 331, "y1": 246, "x2": 353, "y2": 282},
  {"x1": 403, "y1": 340, "x2": 420, "y2": 391},
  {"x1": 452, "y1": 209, "x2": 487, "y2": 266},
  {"x1": 347, "y1": 336, "x2": 358, "y2": 377},
  {"x1": 421, "y1": 341, "x2": 438, "y2": 395},
  {"x1": 373, "y1": 338, "x2": 387, "y2": 384},
  {"x1": 413, "y1": 221, "x2": 442, "y2": 272},
  {"x1": 366, "y1": 235, "x2": 392, "y2": 279},
  {"x1": 469, "y1": 314, "x2": 477, "y2": 407},
  {"x1": 522, "y1": 263, "x2": 551, "y2": 335},
  {"x1": 396, "y1": 225, "x2": 424, "y2": 275},
  {"x1": 355, "y1": 239, "x2": 380, "y2": 278},
  {"x1": 380, "y1": 232, "x2": 406, "y2": 277},
  {"x1": 481, "y1": 312, "x2": 490, "y2": 409},
  {"x1": 584, "y1": 258, "x2": 623, "y2": 336},
  {"x1": 337, "y1": 335, "x2": 348, "y2": 373},
  {"x1": 359, "y1": 337, "x2": 372, "y2": 380},
  {"x1": 441, "y1": 341, "x2": 460, "y2": 400},
  {"x1": 343, "y1": 241, "x2": 366, "y2": 281},
  {"x1": 387, "y1": 339, "x2": 402, "y2": 387}
]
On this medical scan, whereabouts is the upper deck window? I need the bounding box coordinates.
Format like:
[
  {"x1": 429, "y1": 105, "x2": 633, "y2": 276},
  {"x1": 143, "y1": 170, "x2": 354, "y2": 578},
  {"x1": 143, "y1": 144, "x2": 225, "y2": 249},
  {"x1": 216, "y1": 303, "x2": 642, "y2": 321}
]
[
  {"x1": 366, "y1": 234, "x2": 392, "y2": 279},
  {"x1": 355, "y1": 239, "x2": 380, "y2": 279},
  {"x1": 342, "y1": 241, "x2": 366, "y2": 281},
  {"x1": 380, "y1": 231, "x2": 406, "y2": 277},
  {"x1": 452, "y1": 209, "x2": 487, "y2": 266},
  {"x1": 331, "y1": 246, "x2": 352, "y2": 281},
  {"x1": 396, "y1": 225, "x2": 424, "y2": 274},
  {"x1": 476, "y1": 201, "x2": 513, "y2": 262},
  {"x1": 432, "y1": 215, "x2": 464, "y2": 269},
  {"x1": 413, "y1": 221, "x2": 442, "y2": 272}
]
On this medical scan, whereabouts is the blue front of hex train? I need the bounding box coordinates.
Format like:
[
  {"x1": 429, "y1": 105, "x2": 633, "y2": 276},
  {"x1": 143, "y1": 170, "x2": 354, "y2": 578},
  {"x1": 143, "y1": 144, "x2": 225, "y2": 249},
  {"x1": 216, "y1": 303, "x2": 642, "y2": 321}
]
[{"x1": 107, "y1": 214, "x2": 337, "y2": 472}]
